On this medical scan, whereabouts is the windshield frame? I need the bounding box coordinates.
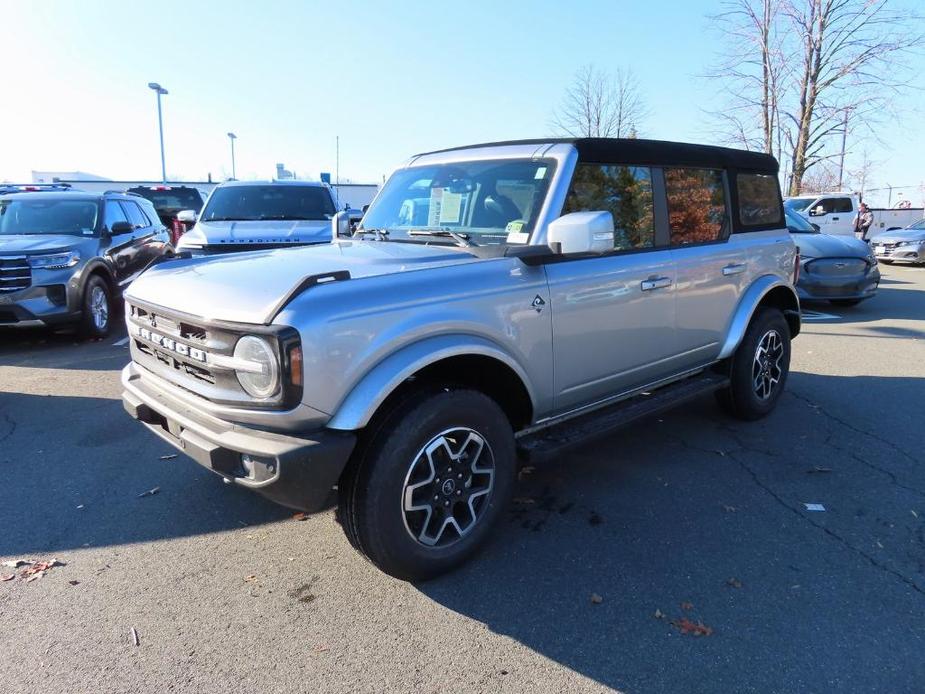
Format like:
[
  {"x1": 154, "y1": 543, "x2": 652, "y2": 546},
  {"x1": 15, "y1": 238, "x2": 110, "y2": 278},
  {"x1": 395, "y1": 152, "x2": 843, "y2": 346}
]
[
  {"x1": 0, "y1": 197, "x2": 101, "y2": 237},
  {"x1": 360, "y1": 157, "x2": 559, "y2": 246},
  {"x1": 199, "y1": 184, "x2": 336, "y2": 223},
  {"x1": 783, "y1": 197, "x2": 817, "y2": 213}
]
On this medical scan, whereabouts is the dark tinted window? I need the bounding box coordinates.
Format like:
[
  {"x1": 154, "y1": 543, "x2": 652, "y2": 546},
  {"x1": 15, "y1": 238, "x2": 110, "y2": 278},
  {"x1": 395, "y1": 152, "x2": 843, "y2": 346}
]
[
  {"x1": 665, "y1": 168, "x2": 728, "y2": 245},
  {"x1": 564, "y1": 164, "x2": 655, "y2": 250},
  {"x1": 103, "y1": 200, "x2": 129, "y2": 231},
  {"x1": 202, "y1": 185, "x2": 336, "y2": 222},
  {"x1": 817, "y1": 197, "x2": 853, "y2": 214},
  {"x1": 0, "y1": 198, "x2": 99, "y2": 236},
  {"x1": 737, "y1": 173, "x2": 782, "y2": 226},
  {"x1": 121, "y1": 201, "x2": 149, "y2": 229},
  {"x1": 129, "y1": 187, "x2": 204, "y2": 212}
]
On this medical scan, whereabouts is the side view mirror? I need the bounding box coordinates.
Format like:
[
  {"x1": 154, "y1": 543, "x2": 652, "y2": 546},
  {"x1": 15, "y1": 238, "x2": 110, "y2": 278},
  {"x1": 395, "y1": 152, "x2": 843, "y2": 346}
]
[
  {"x1": 176, "y1": 209, "x2": 198, "y2": 224},
  {"x1": 332, "y1": 210, "x2": 352, "y2": 239},
  {"x1": 809, "y1": 205, "x2": 826, "y2": 217},
  {"x1": 110, "y1": 220, "x2": 134, "y2": 235},
  {"x1": 547, "y1": 211, "x2": 614, "y2": 254}
]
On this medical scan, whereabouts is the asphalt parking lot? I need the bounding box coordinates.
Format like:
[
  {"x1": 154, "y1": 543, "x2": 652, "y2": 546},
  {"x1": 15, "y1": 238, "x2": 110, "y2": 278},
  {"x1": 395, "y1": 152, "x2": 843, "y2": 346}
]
[{"x1": 1, "y1": 265, "x2": 923, "y2": 694}]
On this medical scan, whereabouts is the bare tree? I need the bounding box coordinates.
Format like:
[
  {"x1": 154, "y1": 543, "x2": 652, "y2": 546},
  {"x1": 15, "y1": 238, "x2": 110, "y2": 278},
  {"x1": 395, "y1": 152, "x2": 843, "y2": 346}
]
[
  {"x1": 707, "y1": 0, "x2": 921, "y2": 195},
  {"x1": 551, "y1": 65, "x2": 647, "y2": 138}
]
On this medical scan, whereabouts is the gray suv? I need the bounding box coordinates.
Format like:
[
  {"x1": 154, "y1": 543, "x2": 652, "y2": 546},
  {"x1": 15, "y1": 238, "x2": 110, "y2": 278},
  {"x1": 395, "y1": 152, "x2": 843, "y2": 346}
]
[
  {"x1": 0, "y1": 190, "x2": 172, "y2": 336},
  {"x1": 122, "y1": 138, "x2": 800, "y2": 580}
]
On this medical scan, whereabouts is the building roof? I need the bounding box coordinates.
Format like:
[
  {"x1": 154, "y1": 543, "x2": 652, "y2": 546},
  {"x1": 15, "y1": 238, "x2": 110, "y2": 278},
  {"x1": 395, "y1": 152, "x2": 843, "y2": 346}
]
[{"x1": 418, "y1": 138, "x2": 779, "y2": 173}]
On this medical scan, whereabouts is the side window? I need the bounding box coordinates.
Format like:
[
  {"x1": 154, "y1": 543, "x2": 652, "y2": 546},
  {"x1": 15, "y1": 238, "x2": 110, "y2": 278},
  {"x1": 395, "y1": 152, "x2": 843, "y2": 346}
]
[
  {"x1": 736, "y1": 173, "x2": 783, "y2": 227},
  {"x1": 121, "y1": 201, "x2": 149, "y2": 229},
  {"x1": 563, "y1": 164, "x2": 655, "y2": 250},
  {"x1": 102, "y1": 200, "x2": 129, "y2": 231},
  {"x1": 832, "y1": 197, "x2": 853, "y2": 214},
  {"x1": 665, "y1": 168, "x2": 727, "y2": 245}
]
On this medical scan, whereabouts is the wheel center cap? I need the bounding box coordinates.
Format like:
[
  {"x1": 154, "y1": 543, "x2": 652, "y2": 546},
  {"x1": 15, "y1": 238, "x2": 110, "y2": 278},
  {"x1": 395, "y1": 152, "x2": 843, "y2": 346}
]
[{"x1": 441, "y1": 479, "x2": 456, "y2": 496}]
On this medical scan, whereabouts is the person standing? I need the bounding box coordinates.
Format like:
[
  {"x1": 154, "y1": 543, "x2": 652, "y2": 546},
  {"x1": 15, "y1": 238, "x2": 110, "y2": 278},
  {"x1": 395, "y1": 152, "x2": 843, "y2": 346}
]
[{"x1": 854, "y1": 202, "x2": 873, "y2": 240}]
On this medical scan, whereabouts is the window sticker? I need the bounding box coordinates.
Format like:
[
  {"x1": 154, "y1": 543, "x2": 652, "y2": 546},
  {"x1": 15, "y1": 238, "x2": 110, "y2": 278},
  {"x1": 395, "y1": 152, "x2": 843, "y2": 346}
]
[
  {"x1": 439, "y1": 191, "x2": 464, "y2": 224},
  {"x1": 534, "y1": 166, "x2": 547, "y2": 180},
  {"x1": 427, "y1": 188, "x2": 443, "y2": 227}
]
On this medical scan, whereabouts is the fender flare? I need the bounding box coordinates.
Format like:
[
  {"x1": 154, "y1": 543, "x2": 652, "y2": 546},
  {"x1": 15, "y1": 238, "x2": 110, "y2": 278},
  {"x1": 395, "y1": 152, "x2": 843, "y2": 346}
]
[
  {"x1": 717, "y1": 276, "x2": 800, "y2": 360},
  {"x1": 71, "y1": 258, "x2": 116, "y2": 310},
  {"x1": 326, "y1": 334, "x2": 537, "y2": 431}
]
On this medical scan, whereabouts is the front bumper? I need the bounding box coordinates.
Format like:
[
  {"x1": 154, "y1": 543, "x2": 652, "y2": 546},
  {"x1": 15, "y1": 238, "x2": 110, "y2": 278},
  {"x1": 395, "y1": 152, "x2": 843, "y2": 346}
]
[
  {"x1": 872, "y1": 244, "x2": 924, "y2": 263},
  {"x1": 122, "y1": 363, "x2": 356, "y2": 512},
  {"x1": 796, "y1": 266, "x2": 880, "y2": 301},
  {"x1": 0, "y1": 285, "x2": 80, "y2": 327}
]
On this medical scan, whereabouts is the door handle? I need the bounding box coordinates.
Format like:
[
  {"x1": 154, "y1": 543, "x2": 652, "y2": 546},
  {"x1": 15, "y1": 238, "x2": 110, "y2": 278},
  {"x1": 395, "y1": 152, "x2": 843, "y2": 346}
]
[
  {"x1": 640, "y1": 277, "x2": 672, "y2": 291},
  {"x1": 831, "y1": 217, "x2": 839, "y2": 221},
  {"x1": 722, "y1": 263, "x2": 747, "y2": 276}
]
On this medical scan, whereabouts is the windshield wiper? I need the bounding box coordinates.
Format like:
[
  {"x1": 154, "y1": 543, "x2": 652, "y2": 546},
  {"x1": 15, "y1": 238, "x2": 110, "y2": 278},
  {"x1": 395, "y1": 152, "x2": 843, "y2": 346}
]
[
  {"x1": 407, "y1": 229, "x2": 475, "y2": 247},
  {"x1": 355, "y1": 227, "x2": 390, "y2": 241}
]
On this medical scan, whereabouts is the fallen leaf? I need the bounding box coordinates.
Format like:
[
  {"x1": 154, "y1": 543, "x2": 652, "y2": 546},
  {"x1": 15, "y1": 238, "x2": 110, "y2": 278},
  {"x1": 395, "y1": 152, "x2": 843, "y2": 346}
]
[
  {"x1": 680, "y1": 602, "x2": 694, "y2": 611},
  {"x1": 68, "y1": 580, "x2": 81, "y2": 586},
  {"x1": 20, "y1": 559, "x2": 64, "y2": 578},
  {"x1": 159, "y1": 454, "x2": 178, "y2": 461},
  {"x1": 590, "y1": 593, "x2": 603, "y2": 604},
  {"x1": 726, "y1": 578, "x2": 743, "y2": 589},
  {"x1": 671, "y1": 617, "x2": 713, "y2": 636},
  {"x1": 1, "y1": 574, "x2": 14, "y2": 582},
  {"x1": 292, "y1": 512, "x2": 308, "y2": 521},
  {"x1": 137, "y1": 487, "x2": 160, "y2": 498},
  {"x1": 244, "y1": 575, "x2": 258, "y2": 583},
  {"x1": 654, "y1": 609, "x2": 665, "y2": 619}
]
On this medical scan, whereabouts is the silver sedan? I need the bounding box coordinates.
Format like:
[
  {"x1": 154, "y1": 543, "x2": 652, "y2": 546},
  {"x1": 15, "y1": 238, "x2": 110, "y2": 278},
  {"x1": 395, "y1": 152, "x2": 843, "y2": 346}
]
[{"x1": 871, "y1": 219, "x2": 925, "y2": 265}]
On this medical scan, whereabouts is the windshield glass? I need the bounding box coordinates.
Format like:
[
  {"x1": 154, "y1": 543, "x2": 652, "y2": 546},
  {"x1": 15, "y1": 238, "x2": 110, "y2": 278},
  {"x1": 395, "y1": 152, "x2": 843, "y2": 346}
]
[
  {"x1": 0, "y1": 198, "x2": 99, "y2": 236},
  {"x1": 130, "y1": 187, "x2": 204, "y2": 212},
  {"x1": 783, "y1": 197, "x2": 815, "y2": 213},
  {"x1": 201, "y1": 185, "x2": 335, "y2": 222},
  {"x1": 361, "y1": 158, "x2": 555, "y2": 244},
  {"x1": 785, "y1": 210, "x2": 817, "y2": 233},
  {"x1": 908, "y1": 218, "x2": 925, "y2": 230}
]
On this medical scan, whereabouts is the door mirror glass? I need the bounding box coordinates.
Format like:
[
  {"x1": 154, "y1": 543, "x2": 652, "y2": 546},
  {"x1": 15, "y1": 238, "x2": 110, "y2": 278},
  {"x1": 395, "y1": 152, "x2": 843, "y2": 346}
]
[
  {"x1": 176, "y1": 209, "x2": 198, "y2": 224},
  {"x1": 110, "y1": 220, "x2": 134, "y2": 235},
  {"x1": 332, "y1": 210, "x2": 352, "y2": 239},
  {"x1": 547, "y1": 211, "x2": 614, "y2": 254}
]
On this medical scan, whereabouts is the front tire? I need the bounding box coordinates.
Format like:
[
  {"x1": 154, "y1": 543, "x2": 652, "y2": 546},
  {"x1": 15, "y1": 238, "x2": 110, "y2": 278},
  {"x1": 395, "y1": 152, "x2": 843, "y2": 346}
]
[
  {"x1": 79, "y1": 275, "x2": 112, "y2": 338},
  {"x1": 339, "y1": 389, "x2": 516, "y2": 581},
  {"x1": 716, "y1": 308, "x2": 791, "y2": 421}
]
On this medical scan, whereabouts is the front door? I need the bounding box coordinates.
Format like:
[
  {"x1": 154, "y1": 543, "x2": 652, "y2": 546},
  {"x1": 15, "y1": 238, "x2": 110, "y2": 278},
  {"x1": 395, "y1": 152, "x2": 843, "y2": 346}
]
[
  {"x1": 545, "y1": 163, "x2": 679, "y2": 412},
  {"x1": 101, "y1": 200, "x2": 143, "y2": 285}
]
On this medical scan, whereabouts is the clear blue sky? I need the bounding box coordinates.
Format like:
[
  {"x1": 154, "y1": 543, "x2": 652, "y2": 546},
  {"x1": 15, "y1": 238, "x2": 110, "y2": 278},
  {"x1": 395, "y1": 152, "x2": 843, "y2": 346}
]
[{"x1": 1, "y1": 0, "x2": 922, "y2": 205}]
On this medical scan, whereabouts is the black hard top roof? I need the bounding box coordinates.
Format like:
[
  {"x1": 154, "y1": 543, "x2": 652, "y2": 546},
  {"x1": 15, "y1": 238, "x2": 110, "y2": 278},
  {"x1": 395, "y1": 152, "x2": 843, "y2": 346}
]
[{"x1": 418, "y1": 137, "x2": 779, "y2": 173}]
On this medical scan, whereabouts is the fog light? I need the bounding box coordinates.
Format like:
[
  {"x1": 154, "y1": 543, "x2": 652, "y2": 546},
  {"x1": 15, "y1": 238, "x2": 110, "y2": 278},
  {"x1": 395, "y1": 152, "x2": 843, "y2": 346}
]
[{"x1": 46, "y1": 285, "x2": 67, "y2": 306}]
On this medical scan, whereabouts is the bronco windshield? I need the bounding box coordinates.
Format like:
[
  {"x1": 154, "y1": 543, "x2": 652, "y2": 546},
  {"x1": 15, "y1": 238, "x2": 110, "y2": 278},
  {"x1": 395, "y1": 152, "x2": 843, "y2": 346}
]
[
  {"x1": 0, "y1": 198, "x2": 99, "y2": 236},
  {"x1": 361, "y1": 159, "x2": 556, "y2": 244},
  {"x1": 201, "y1": 185, "x2": 336, "y2": 222}
]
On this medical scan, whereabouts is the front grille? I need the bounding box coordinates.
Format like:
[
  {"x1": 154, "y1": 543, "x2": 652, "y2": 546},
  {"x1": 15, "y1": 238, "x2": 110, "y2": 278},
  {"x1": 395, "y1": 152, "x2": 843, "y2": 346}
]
[
  {"x1": 805, "y1": 258, "x2": 868, "y2": 276},
  {"x1": 0, "y1": 256, "x2": 31, "y2": 293},
  {"x1": 874, "y1": 241, "x2": 898, "y2": 257}
]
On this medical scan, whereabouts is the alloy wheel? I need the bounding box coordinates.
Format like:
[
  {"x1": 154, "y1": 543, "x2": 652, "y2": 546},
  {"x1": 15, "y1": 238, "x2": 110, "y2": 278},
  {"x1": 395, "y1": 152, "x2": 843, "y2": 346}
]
[
  {"x1": 90, "y1": 286, "x2": 109, "y2": 330},
  {"x1": 752, "y1": 329, "x2": 784, "y2": 400}
]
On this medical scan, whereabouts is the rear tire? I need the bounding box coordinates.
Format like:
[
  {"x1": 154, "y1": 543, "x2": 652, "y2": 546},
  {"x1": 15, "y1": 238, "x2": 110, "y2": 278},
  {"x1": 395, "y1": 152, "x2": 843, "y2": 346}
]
[
  {"x1": 339, "y1": 389, "x2": 516, "y2": 581},
  {"x1": 716, "y1": 308, "x2": 791, "y2": 421},
  {"x1": 79, "y1": 275, "x2": 112, "y2": 338}
]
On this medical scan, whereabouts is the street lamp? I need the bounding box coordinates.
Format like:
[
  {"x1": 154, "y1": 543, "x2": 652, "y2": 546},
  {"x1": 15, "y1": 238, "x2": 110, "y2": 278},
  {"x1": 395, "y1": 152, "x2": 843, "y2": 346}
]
[
  {"x1": 227, "y1": 132, "x2": 237, "y2": 180},
  {"x1": 147, "y1": 82, "x2": 168, "y2": 184}
]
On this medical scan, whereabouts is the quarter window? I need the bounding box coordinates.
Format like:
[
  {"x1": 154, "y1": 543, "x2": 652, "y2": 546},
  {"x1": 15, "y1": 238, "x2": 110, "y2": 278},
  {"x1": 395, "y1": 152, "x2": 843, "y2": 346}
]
[
  {"x1": 563, "y1": 164, "x2": 655, "y2": 250},
  {"x1": 737, "y1": 173, "x2": 782, "y2": 227},
  {"x1": 665, "y1": 168, "x2": 727, "y2": 245}
]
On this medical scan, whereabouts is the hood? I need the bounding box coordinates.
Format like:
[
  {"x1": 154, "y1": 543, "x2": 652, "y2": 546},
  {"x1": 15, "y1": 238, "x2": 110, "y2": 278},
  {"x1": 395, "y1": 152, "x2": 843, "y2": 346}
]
[
  {"x1": 0, "y1": 234, "x2": 88, "y2": 254},
  {"x1": 872, "y1": 229, "x2": 925, "y2": 243},
  {"x1": 184, "y1": 218, "x2": 333, "y2": 247},
  {"x1": 791, "y1": 232, "x2": 869, "y2": 259},
  {"x1": 126, "y1": 240, "x2": 479, "y2": 324}
]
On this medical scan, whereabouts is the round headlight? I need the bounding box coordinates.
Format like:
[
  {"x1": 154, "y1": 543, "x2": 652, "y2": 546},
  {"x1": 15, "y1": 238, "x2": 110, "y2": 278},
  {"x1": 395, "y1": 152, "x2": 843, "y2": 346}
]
[{"x1": 233, "y1": 335, "x2": 279, "y2": 398}]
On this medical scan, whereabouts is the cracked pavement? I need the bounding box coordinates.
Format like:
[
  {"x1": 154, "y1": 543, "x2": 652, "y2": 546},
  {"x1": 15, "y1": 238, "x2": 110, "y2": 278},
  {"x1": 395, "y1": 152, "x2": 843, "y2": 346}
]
[{"x1": 1, "y1": 265, "x2": 924, "y2": 693}]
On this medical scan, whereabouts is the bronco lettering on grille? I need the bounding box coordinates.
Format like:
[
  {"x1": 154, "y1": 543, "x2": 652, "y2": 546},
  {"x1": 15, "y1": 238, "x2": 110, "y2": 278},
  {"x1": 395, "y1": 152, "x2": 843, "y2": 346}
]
[{"x1": 132, "y1": 324, "x2": 207, "y2": 363}]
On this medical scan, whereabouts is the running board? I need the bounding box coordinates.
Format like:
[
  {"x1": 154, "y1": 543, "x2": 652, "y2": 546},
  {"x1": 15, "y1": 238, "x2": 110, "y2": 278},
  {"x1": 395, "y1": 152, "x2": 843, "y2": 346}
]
[{"x1": 517, "y1": 371, "x2": 729, "y2": 463}]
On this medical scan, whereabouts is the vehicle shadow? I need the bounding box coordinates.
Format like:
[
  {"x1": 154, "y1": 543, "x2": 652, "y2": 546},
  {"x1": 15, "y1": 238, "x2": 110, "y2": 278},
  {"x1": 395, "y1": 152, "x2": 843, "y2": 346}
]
[
  {"x1": 0, "y1": 312, "x2": 128, "y2": 371},
  {"x1": 416, "y1": 372, "x2": 925, "y2": 692},
  {"x1": 0, "y1": 390, "x2": 291, "y2": 556},
  {"x1": 800, "y1": 283, "x2": 925, "y2": 327}
]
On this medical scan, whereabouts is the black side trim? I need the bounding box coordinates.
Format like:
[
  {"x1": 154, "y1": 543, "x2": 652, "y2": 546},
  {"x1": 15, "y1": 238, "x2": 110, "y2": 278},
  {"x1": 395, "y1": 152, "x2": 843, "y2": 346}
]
[{"x1": 265, "y1": 270, "x2": 351, "y2": 324}]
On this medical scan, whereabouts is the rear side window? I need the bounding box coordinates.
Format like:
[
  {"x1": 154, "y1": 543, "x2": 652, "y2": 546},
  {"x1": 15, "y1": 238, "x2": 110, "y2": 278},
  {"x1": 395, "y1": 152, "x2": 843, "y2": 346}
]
[
  {"x1": 121, "y1": 201, "x2": 149, "y2": 229},
  {"x1": 665, "y1": 168, "x2": 727, "y2": 245},
  {"x1": 563, "y1": 164, "x2": 655, "y2": 250},
  {"x1": 737, "y1": 173, "x2": 782, "y2": 227}
]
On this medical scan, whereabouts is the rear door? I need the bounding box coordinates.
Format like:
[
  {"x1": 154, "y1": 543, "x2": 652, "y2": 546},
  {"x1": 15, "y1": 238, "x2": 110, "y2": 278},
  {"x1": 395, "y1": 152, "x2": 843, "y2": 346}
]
[
  {"x1": 545, "y1": 163, "x2": 679, "y2": 412},
  {"x1": 121, "y1": 199, "x2": 160, "y2": 269}
]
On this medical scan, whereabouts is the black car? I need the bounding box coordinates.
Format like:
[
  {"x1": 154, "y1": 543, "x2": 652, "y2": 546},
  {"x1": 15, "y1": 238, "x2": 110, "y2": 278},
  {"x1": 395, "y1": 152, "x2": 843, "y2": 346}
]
[
  {"x1": 126, "y1": 185, "x2": 205, "y2": 228},
  {"x1": 0, "y1": 190, "x2": 173, "y2": 336},
  {"x1": 786, "y1": 210, "x2": 880, "y2": 306}
]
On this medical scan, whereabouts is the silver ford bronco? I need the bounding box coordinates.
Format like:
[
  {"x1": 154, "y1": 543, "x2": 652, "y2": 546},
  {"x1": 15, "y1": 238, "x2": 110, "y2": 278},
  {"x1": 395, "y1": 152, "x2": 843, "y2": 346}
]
[{"x1": 122, "y1": 138, "x2": 800, "y2": 580}]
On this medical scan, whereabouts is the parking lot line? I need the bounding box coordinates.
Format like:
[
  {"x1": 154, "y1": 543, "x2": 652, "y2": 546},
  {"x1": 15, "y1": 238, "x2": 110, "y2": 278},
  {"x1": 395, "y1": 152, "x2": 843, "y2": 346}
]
[{"x1": 113, "y1": 336, "x2": 130, "y2": 347}]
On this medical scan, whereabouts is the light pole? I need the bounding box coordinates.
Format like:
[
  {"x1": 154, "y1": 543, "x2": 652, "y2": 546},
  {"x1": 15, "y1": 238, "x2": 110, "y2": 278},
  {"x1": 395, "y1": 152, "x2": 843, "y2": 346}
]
[
  {"x1": 227, "y1": 132, "x2": 237, "y2": 180},
  {"x1": 836, "y1": 107, "x2": 853, "y2": 191},
  {"x1": 147, "y1": 82, "x2": 168, "y2": 183}
]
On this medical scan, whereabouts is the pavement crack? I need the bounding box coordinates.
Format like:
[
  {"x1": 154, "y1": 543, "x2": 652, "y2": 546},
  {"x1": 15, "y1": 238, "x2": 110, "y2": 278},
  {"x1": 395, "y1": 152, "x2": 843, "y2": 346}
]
[
  {"x1": 0, "y1": 411, "x2": 16, "y2": 444},
  {"x1": 727, "y1": 447, "x2": 925, "y2": 598}
]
